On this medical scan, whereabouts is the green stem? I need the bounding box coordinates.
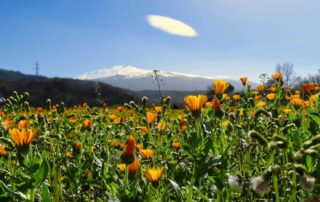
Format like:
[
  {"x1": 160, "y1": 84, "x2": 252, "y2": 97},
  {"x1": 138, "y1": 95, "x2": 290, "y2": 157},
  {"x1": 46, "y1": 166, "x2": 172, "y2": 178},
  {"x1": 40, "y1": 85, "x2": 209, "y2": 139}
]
[{"x1": 273, "y1": 175, "x2": 280, "y2": 202}]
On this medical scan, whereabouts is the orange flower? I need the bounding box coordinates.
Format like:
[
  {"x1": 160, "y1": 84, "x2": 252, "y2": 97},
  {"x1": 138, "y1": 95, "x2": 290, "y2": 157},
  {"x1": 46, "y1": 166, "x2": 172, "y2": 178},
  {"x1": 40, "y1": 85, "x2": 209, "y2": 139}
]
[
  {"x1": 65, "y1": 151, "x2": 73, "y2": 157},
  {"x1": 154, "y1": 106, "x2": 163, "y2": 114},
  {"x1": 136, "y1": 143, "x2": 144, "y2": 151},
  {"x1": 269, "y1": 86, "x2": 277, "y2": 93},
  {"x1": 214, "y1": 80, "x2": 229, "y2": 94},
  {"x1": 247, "y1": 83, "x2": 252, "y2": 89},
  {"x1": 117, "y1": 106, "x2": 124, "y2": 111},
  {"x1": 144, "y1": 167, "x2": 164, "y2": 185},
  {"x1": 184, "y1": 95, "x2": 208, "y2": 113},
  {"x1": 2, "y1": 120, "x2": 12, "y2": 130},
  {"x1": 257, "y1": 85, "x2": 265, "y2": 92},
  {"x1": 9, "y1": 128, "x2": 36, "y2": 147},
  {"x1": 291, "y1": 98, "x2": 304, "y2": 107},
  {"x1": 118, "y1": 158, "x2": 140, "y2": 177},
  {"x1": 69, "y1": 117, "x2": 77, "y2": 124},
  {"x1": 240, "y1": 77, "x2": 248, "y2": 86},
  {"x1": 232, "y1": 94, "x2": 241, "y2": 101},
  {"x1": 171, "y1": 140, "x2": 181, "y2": 149},
  {"x1": 266, "y1": 93, "x2": 276, "y2": 101},
  {"x1": 140, "y1": 126, "x2": 148, "y2": 132},
  {"x1": 141, "y1": 149, "x2": 155, "y2": 159},
  {"x1": 121, "y1": 135, "x2": 136, "y2": 164},
  {"x1": 147, "y1": 112, "x2": 157, "y2": 124},
  {"x1": 0, "y1": 145, "x2": 7, "y2": 157},
  {"x1": 179, "y1": 120, "x2": 187, "y2": 133},
  {"x1": 75, "y1": 142, "x2": 82, "y2": 150},
  {"x1": 18, "y1": 120, "x2": 28, "y2": 129},
  {"x1": 272, "y1": 72, "x2": 282, "y2": 81},
  {"x1": 82, "y1": 119, "x2": 92, "y2": 128},
  {"x1": 212, "y1": 98, "x2": 221, "y2": 111}
]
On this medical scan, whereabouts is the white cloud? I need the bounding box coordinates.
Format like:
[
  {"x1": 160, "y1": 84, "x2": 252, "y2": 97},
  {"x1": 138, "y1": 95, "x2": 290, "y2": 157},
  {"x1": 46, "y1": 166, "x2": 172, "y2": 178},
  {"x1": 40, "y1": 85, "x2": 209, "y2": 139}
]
[{"x1": 146, "y1": 15, "x2": 198, "y2": 37}]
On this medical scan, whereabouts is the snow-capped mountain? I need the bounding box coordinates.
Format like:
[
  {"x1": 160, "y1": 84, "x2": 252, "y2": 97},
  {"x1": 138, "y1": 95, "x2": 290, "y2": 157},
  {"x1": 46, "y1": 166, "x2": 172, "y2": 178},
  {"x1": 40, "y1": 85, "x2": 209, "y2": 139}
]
[{"x1": 76, "y1": 65, "x2": 244, "y2": 91}]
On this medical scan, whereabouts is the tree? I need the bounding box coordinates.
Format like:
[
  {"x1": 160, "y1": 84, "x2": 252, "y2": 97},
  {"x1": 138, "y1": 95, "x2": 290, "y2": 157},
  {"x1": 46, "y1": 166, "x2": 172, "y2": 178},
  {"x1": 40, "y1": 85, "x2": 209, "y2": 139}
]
[{"x1": 275, "y1": 63, "x2": 298, "y2": 88}]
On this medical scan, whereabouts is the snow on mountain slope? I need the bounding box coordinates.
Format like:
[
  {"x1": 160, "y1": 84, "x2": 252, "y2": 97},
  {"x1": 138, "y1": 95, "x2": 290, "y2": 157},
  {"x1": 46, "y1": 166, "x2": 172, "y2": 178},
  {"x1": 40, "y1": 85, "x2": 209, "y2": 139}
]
[
  {"x1": 76, "y1": 65, "x2": 245, "y2": 91},
  {"x1": 76, "y1": 65, "x2": 230, "y2": 80}
]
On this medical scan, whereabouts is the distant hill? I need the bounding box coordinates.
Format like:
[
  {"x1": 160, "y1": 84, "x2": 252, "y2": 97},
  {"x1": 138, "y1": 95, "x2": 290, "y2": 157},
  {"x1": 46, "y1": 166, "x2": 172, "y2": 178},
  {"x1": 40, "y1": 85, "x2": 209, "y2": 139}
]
[{"x1": 0, "y1": 69, "x2": 138, "y2": 107}]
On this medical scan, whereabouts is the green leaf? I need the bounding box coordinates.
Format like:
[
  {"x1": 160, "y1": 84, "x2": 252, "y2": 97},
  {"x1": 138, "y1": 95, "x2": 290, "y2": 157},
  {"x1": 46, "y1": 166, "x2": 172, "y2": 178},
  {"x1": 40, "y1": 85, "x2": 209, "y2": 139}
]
[
  {"x1": 33, "y1": 159, "x2": 49, "y2": 187},
  {"x1": 0, "y1": 180, "x2": 27, "y2": 200},
  {"x1": 40, "y1": 184, "x2": 52, "y2": 202},
  {"x1": 309, "y1": 112, "x2": 320, "y2": 125}
]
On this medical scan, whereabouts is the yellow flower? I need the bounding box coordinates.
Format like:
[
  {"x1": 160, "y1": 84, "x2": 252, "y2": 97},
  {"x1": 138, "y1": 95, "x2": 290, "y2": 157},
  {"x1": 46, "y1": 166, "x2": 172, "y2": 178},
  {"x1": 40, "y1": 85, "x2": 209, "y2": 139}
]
[
  {"x1": 256, "y1": 101, "x2": 267, "y2": 108},
  {"x1": 184, "y1": 95, "x2": 208, "y2": 113},
  {"x1": 221, "y1": 120, "x2": 230, "y2": 127},
  {"x1": 157, "y1": 121, "x2": 166, "y2": 131},
  {"x1": 214, "y1": 80, "x2": 229, "y2": 94},
  {"x1": 282, "y1": 108, "x2": 292, "y2": 115},
  {"x1": 82, "y1": 119, "x2": 92, "y2": 128},
  {"x1": 9, "y1": 128, "x2": 36, "y2": 147},
  {"x1": 141, "y1": 149, "x2": 155, "y2": 159},
  {"x1": 144, "y1": 167, "x2": 164, "y2": 184},
  {"x1": 266, "y1": 93, "x2": 276, "y2": 101},
  {"x1": 222, "y1": 94, "x2": 230, "y2": 101}
]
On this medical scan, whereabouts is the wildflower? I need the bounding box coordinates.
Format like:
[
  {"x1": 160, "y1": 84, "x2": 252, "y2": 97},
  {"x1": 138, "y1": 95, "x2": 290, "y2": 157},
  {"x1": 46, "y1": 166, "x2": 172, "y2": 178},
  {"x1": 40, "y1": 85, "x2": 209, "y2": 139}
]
[
  {"x1": 2, "y1": 120, "x2": 12, "y2": 130},
  {"x1": 269, "y1": 86, "x2": 277, "y2": 92},
  {"x1": 282, "y1": 108, "x2": 292, "y2": 115},
  {"x1": 9, "y1": 128, "x2": 36, "y2": 147},
  {"x1": 240, "y1": 77, "x2": 248, "y2": 86},
  {"x1": 82, "y1": 119, "x2": 92, "y2": 128},
  {"x1": 157, "y1": 121, "x2": 166, "y2": 131},
  {"x1": 179, "y1": 120, "x2": 187, "y2": 133},
  {"x1": 18, "y1": 120, "x2": 28, "y2": 129},
  {"x1": 83, "y1": 170, "x2": 92, "y2": 178},
  {"x1": 221, "y1": 120, "x2": 230, "y2": 127},
  {"x1": 232, "y1": 94, "x2": 241, "y2": 101},
  {"x1": 141, "y1": 149, "x2": 155, "y2": 159},
  {"x1": 118, "y1": 158, "x2": 140, "y2": 177},
  {"x1": 291, "y1": 98, "x2": 304, "y2": 107},
  {"x1": 171, "y1": 140, "x2": 181, "y2": 149},
  {"x1": 212, "y1": 98, "x2": 221, "y2": 111},
  {"x1": 222, "y1": 94, "x2": 230, "y2": 101},
  {"x1": 74, "y1": 142, "x2": 82, "y2": 151},
  {"x1": 144, "y1": 167, "x2": 164, "y2": 185},
  {"x1": 272, "y1": 72, "x2": 282, "y2": 81},
  {"x1": 247, "y1": 83, "x2": 252, "y2": 89},
  {"x1": 113, "y1": 118, "x2": 121, "y2": 124},
  {"x1": 109, "y1": 114, "x2": 117, "y2": 121},
  {"x1": 136, "y1": 143, "x2": 144, "y2": 152},
  {"x1": 154, "y1": 106, "x2": 163, "y2": 114},
  {"x1": 0, "y1": 145, "x2": 7, "y2": 157},
  {"x1": 255, "y1": 95, "x2": 261, "y2": 101},
  {"x1": 266, "y1": 93, "x2": 276, "y2": 101},
  {"x1": 140, "y1": 126, "x2": 148, "y2": 132},
  {"x1": 257, "y1": 85, "x2": 265, "y2": 92},
  {"x1": 184, "y1": 95, "x2": 208, "y2": 114},
  {"x1": 69, "y1": 117, "x2": 77, "y2": 124},
  {"x1": 117, "y1": 106, "x2": 124, "y2": 111},
  {"x1": 147, "y1": 112, "x2": 157, "y2": 124},
  {"x1": 65, "y1": 151, "x2": 73, "y2": 157},
  {"x1": 121, "y1": 135, "x2": 136, "y2": 164},
  {"x1": 214, "y1": 80, "x2": 229, "y2": 94}
]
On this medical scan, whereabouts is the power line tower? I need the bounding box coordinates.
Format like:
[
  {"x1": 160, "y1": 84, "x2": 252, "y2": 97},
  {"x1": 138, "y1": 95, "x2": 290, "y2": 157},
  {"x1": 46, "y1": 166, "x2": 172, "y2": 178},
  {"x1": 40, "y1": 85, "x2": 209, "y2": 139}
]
[{"x1": 35, "y1": 61, "x2": 40, "y2": 76}]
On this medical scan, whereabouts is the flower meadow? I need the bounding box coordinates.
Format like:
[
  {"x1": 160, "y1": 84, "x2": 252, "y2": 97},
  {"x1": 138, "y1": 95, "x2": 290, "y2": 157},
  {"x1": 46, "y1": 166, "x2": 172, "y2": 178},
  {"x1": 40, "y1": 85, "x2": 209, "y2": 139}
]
[{"x1": 1, "y1": 73, "x2": 320, "y2": 201}]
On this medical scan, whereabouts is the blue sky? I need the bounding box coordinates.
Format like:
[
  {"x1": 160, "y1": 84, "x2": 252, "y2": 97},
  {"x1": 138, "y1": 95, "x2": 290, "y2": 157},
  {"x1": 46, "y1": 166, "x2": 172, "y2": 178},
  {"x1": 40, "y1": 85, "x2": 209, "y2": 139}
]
[{"x1": 1, "y1": 0, "x2": 320, "y2": 81}]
